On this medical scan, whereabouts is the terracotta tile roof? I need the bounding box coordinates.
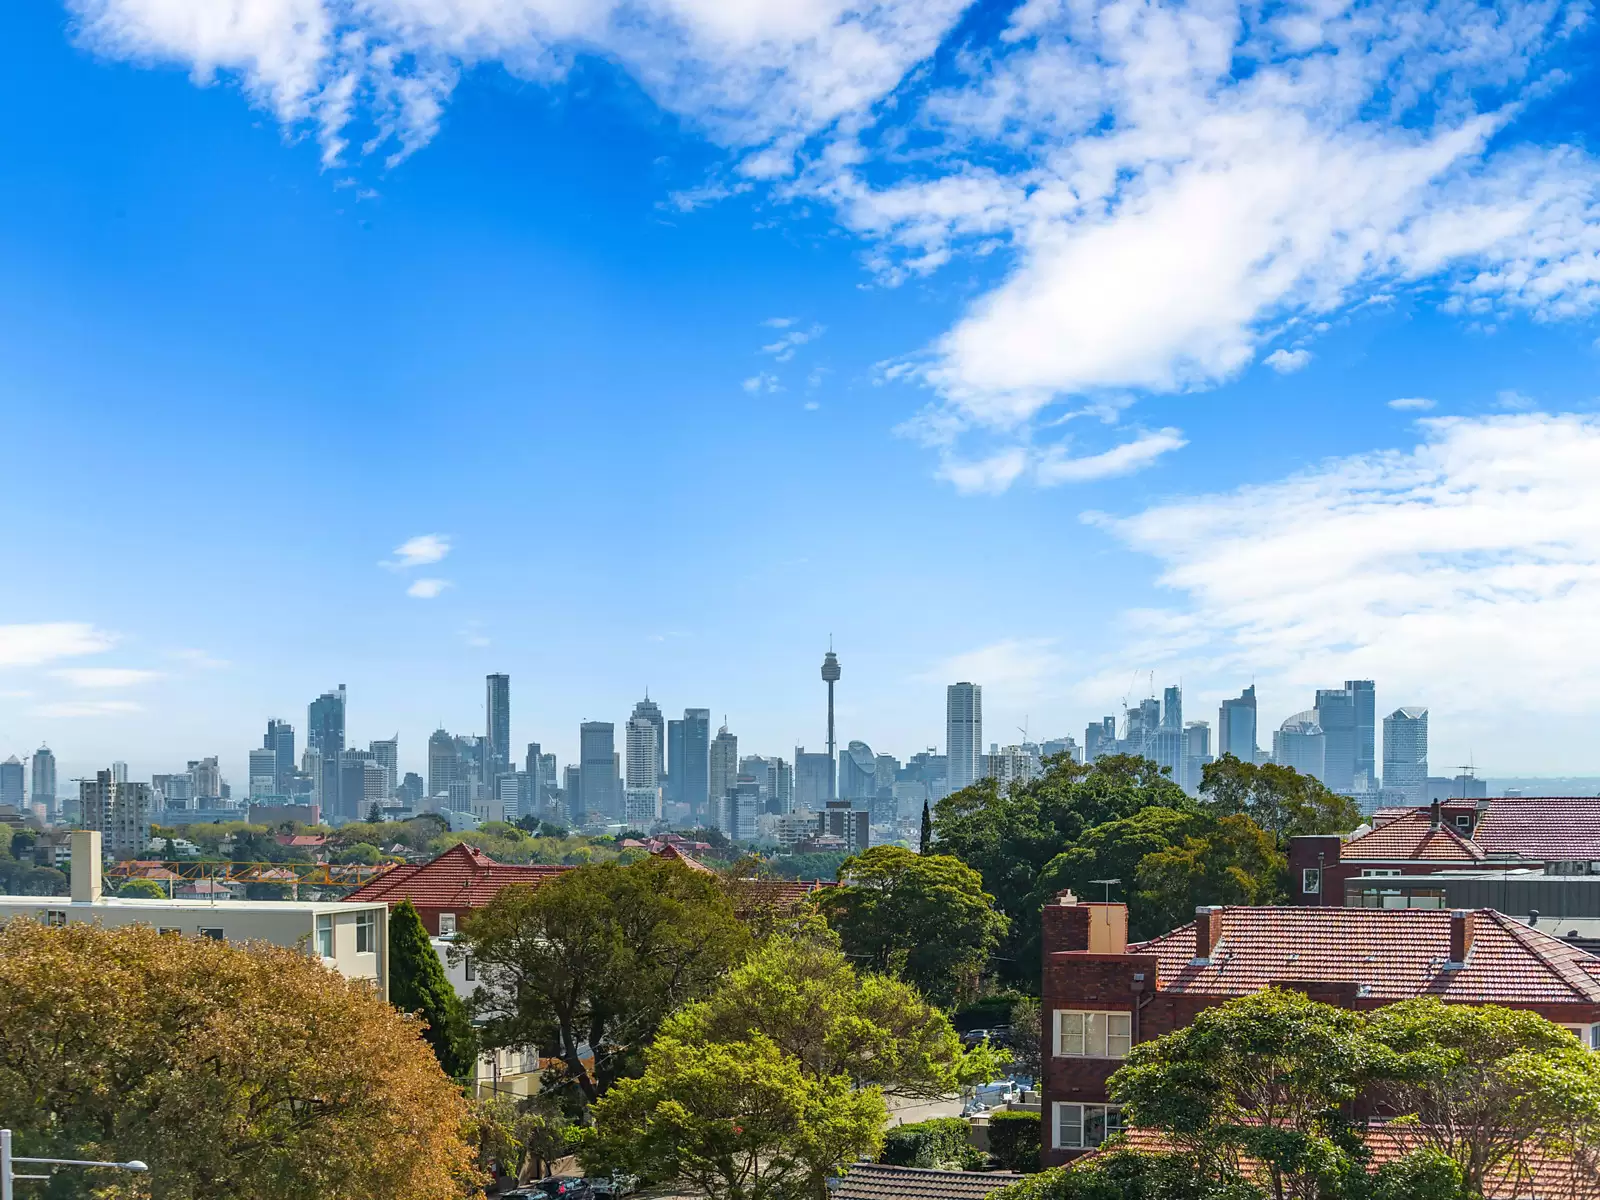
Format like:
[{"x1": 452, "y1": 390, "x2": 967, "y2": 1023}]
[
  {"x1": 727, "y1": 878, "x2": 837, "y2": 909},
  {"x1": 1101, "y1": 1127, "x2": 1595, "y2": 1199},
  {"x1": 1127, "y1": 907, "x2": 1600, "y2": 1005},
  {"x1": 1369, "y1": 801, "x2": 1477, "y2": 826},
  {"x1": 1473, "y1": 796, "x2": 1600, "y2": 860},
  {"x1": 833, "y1": 1163, "x2": 1022, "y2": 1200},
  {"x1": 1340, "y1": 810, "x2": 1485, "y2": 862},
  {"x1": 275, "y1": 833, "x2": 327, "y2": 847},
  {"x1": 653, "y1": 842, "x2": 715, "y2": 873},
  {"x1": 342, "y1": 843, "x2": 569, "y2": 908}
]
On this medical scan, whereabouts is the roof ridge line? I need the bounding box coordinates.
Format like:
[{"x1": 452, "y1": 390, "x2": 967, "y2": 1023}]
[{"x1": 1483, "y1": 911, "x2": 1600, "y2": 1002}]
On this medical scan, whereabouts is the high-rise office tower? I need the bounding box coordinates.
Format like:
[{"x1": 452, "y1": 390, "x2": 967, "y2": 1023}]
[
  {"x1": 1083, "y1": 717, "x2": 1116, "y2": 762},
  {"x1": 398, "y1": 771, "x2": 424, "y2": 808},
  {"x1": 427, "y1": 729, "x2": 458, "y2": 800},
  {"x1": 485, "y1": 673, "x2": 511, "y2": 780},
  {"x1": 625, "y1": 716, "x2": 661, "y2": 788},
  {"x1": 709, "y1": 723, "x2": 739, "y2": 827},
  {"x1": 1382, "y1": 707, "x2": 1429, "y2": 805},
  {"x1": 248, "y1": 747, "x2": 279, "y2": 798},
  {"x1": 29, "y1": 745, "x2": 55, "y2": 818},
  {"x1": 794, "y1": 749, "x2": 832, "y2": 810},
  {"x1": 631, "y1": 695, "x2": 665, "y2": 775},
  {"x1": 1217, "y1": 685, "x2": 1258, "y2": 762},
  {"x1": 308, "y1": 685, "x2": 346, "y2": 818},
  {"x1": 665, "y1": 720, "x2": 683, "y2": 806},
  {"x1": 673, "y1": 709, "x2": 711, "y2": 820},
  {"x1": 579, "y1": 721, "x2": 618, "y2": 820},
  {"x1": 1314, "y1": 686, "x2": 1357, "y2": 791},
  {"x1": 301, "y1": 747, "x2": 323, "y2": 808},
  {"x1": 265, "y1": 718, "x2": 296, "y2": 794},
  {"x1": 0, "y1": 757, "x2": 23, "y2": 809},
  {"x1": 839, "y1": 741, "x2": 876, "y2": 802},
  {"x1": 369, "y1": 736, "x2": 398, "y2": 797},
  {"x1": 1347, "y1": 680, "x2": 1376, "y2": 791},
  {"x1": 189, "y1": 757, "x2": 222, "y2": 800},
  {"x1": 563, "y1": 764, "x2": 582, "y2": 822},
  {"x1": 1161, "y1": 685, "x2": 1182, "y2": 730},
  {"x1": 1274, "y1": 712, "x2": 1326, "y2": 782},
  {"x1": 337, "y1": 749, "x2": 374, "y2": 822},
  {"x1": 946, "y1": 683, "x2": 983, "y2": 790},
  {"x1": 821, "y1": 650, "x2": 841, "y2": 800},
  {"x1": 1183, "y1": 721, "x2": 1212, "y2": 795}
]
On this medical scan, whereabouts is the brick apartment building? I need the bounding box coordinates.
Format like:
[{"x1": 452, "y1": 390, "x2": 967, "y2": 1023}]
[{"x1": 1039, "y1": 893, "x2": 1600, "y2": 1167}]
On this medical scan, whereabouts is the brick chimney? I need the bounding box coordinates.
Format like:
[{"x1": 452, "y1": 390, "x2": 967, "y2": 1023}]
[
  {"x1": 1194, "y1": 906, "x2": 1220, "y2": 963},
  {"x1": 1042, "y1": 890, "x2": 1089, "y2": 955},
  {"x1": 1447, "y1": 910, "x2": 1475, "y2": 967},
  {"x1": 70, "y1": 830, "x2": 103, "y2": 903}
]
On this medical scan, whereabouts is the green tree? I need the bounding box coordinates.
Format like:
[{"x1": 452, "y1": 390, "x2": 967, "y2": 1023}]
[
  {"x1": 1131, "y1": 813, "x2": 1285, "y2": 937},
  {"x1": 335, "y1": 841, "x2": 384, "y2": 865},
  {"x1": 116, "y1": 877, "x2": 168, "y2": 898},
  {"x1": 368, "y1": 802, "x2": 384, "y2": 823},
  {"x1": 661, "y1": 926, "x2": 1003, "y2": 1099},
  {"x1": 1365, "y1": 997, "x2": 1600, "y2": 1195},
  {"x1": 1009, "y1": 996, "x2": 1042, "y2": 1080},
  {"x1": 475, "y1": 1094, "x2": 571, "y2": 1185},
  {"x1": 1199, "y1": 756, "x2": 1361, "y2": 844},
  {"x1": 1109, "y1": 990, "x2": 1374, "y2": 1200},
  {"x1": 990, "y1": 1149, "x2": 1260, "y2": 1200},
  {"x1": 465, "y1": 855, "x2": 752, "y2": 1105},
  {"x1": 0, "y1": 918, "x2": 476, "y2": 1200},
  {"x1": 920, "y1": 800, "x2": 932, "y2": 854},
  {"x1": 389, "y1": 898, "x2": 478, "y2": 1083},
  {"x1": 815, "y1": 846, "x2": 1008, "y2": 1006},
  {"x1": 933, "y1": 755, "x2": 1190, "y2": 982},
  {"x1": 576, "y1": 1034, "x2": 886, "y2": 1200}
]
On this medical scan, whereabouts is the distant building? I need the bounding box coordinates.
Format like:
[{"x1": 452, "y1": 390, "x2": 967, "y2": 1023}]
[
  {"x1": 1083, "y1": 718, "x2": 1116, "y2": 763},
  {"x1": 709, "y1": 724, "x2": 739, "y2": 833},
  {"x1": 29, "y1": 745, "x2": 56, "y2": 819},
  {"x1": 369, "y1": 736, "x2": 399, "y2": 797},
  {"x1": 669, "y1": 709, "x2": 711, "y2": 822},
  {"x1": 624, "y1": 714, "x2": 662, "y2": 825},
  {"x1": 307, "y1": 685, "x2": 347, "y2": 820},
  {"x1": 1041, "y1": 736, "x2": 1079, "y2": 763},
  {"x1": 79, "y1": 769, "x2": 152, "y2": 857},
  {"x1": 946, "y1": 682, "x2": 983, "y2": 791},
  {"x1": 1273, "y1": 712, "x2": 1326, "y2": 781},
  {"x1": 398, "y1": 771, "x2": 424, "y2": 809},
  {"x1": 1216, "y1": 685, "x2": 1257, "y2": 762},
  {"x1": 1382, "y1": 707, "x2": 1428, "y2": 805},
  {"x1": 247, "y1": 747, "x2": 280, "y2": 799},
  {"x1": 563, "y1": 764, "x2": 582, "y2": 821},
  {"x1": 188, "y1": 757, "x2": 223, "y2": 801},
  {"x1": 722, "y1": 776, "x2": 760, "y2": 842},
  {"x1": 0, "y1": 756, "x2": 24, "y2": 809},
  {"x1": 485, "y1": 674, "x2": 511, "y2": 781},
  {"x1": 265, "y1": 718, "x2": 296, "y2": 795},
  {"x1": 817, "y1": 799, "x2": 869, "y2": 853},
  {"x1": 631, "y1": 695, "x2": 665, "y2": 774},
  {"x1": 1348, "y1": 680, "x2": 1376, "y2": 792},
  {"x1": 988, "y1": 745, "x2": 1042, "y2": 789},
  {"x1": 427, "y1": 729, "x2": 459, "y2": 800},
  {"x1": 579, "y1": 721, "x2": 618, "y2": 821},
  {"x1": 794, "y1": 748, "x2": 832, "y2": 811},
  {"x1": 1183, "y1": 721, "x2": 1212, "y2": 795},
  {"x1": 838, "y1": 741, "x2": 877, "y2": 802}
]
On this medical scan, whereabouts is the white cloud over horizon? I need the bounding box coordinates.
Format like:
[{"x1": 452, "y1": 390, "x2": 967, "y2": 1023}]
[
  {"x1": 386, "y1": 533, "x2": 451, "y2": 568},
  {"x1": 407, "y1": 577, "x2": 452, "y2": 598},
  {"x1": 0, "y1": 623, "x2": 116, "y2": 667}
]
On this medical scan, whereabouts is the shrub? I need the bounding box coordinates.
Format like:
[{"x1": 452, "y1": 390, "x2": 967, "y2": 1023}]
[
  {"x1": 880, "y1": 1117, "x2": 983, "y2": 1170},
  {"x1": 988, "y1": 1110, "x2": 1042, "y2": 1172}
]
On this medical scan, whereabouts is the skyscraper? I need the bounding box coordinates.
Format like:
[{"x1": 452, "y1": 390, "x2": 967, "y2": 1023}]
[
  {"x1": 265, "y1": 718, "x2": 296, "y2": 794},
  {"x1": 946, "y1": 682, "x2": 983, "y2": 791},
  {"x1": 1314, "y1": 686, "x2": 1356, "y2": 792},
  {"x1": 673, "y1": 709, "x2": 711, "y2": 821},
  {"x1": 1161, "y1": 685, "x2": 1182, "y2": 730},
  {"x1": 308, "y1": 685, "x2": 346, "y2": 819},
  {"x1": 821, "y1": 650, "x2": 841, "y2": 800},
  {"x1": 369, "y1": 736, "x2": 399, "y2": 797},
  {"x1": 839, "y1": 741, "x2": 877, "y2": 802},
  {"x1": 709, "y1": 723, "x2": 739, "y2": 829},
  {"x1": 485, "y1": 674, "x2": 511, "y2": 781},
  {"x1": 793, "y1": 749, "x2": 832, "y2": 810},
  {"x1": 0, "y1": 757, "x2": 23, "y2": 809},
  {"x1": 1347, "y1": 680, "x2": 1376, "y2": 792},
  {"x1": 563, "y1": 764, "x2": 581, "y2": 821},
  {"x1": 625, "y1": 716, "x2": 661, "y2": 789},
  {"x1": 80, "y1": 769, "x2": 152, "y2": 856},
  {"x1": 1274, "y1": 712, "x2": 1326, "y2": 782},
  {"x1": 29, "y1": 745, "x2": 56, "y2": 818},
  {"x1": 427, "y1": 729, "x2": 458, "y2": 800},
  {"x1": 1382, "y1": 707, "x2": 1429, "y2": 805},
  {"x1": 248, "y1": 747, "x2": 279, "y2": 798},
  {"x1": 1083, "y1": 717, "x2": 1116, "y2": 762},
  {"x1": 579, "y1": 721, "x2": 618, "y2": 821},
  {"x1": 631, "y1": 695, "x2": 665, "y2": 775},
  {"x1": 1217, "y1": 685, "x2": 1258, "y2": 762}
]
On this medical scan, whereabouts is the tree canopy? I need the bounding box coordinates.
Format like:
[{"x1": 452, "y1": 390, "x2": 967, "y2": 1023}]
[
  {"x1": 0, "y1": 918, "x2": 476, "y2": 1200},
  {"x1": 464, "y1": 855, "x2": 752, "y2": 1105},
  {"x1": 1198, "y1": 755, "x2": 1362, "y2": 844},
  {"x1": 814, "y1": 845, "x2": 1008, "y2": 1005}
]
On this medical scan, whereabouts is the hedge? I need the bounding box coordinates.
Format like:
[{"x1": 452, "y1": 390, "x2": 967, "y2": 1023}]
[
  {"x1": 987, "y1": 1111, "x2": 1042, "y2": 1172},
  {"x1": 880, "y1": 1117, "x2": 984, "y2": 1170}
]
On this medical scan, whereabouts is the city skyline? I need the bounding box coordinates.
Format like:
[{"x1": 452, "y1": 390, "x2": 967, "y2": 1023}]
[{"x1": 7, "y1": 6, "x2": 1600, "y2": 780}]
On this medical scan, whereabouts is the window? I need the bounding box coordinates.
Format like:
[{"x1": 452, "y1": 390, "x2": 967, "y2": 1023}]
[
  {"x1": 158, "y1": 927, "x2": 181, "y2": 936},
  {"x1": 316, "y1": 913, "x2": 334, "y2": 958},
  {"x1": 464, "y1": 955, "x2": 476, "y2": 982},
  {"x1": 438, "y1": 912, "x2": 457, "y2": 935},
  {"x1": 1052, "y1": 1103, "x2": 1123, "y2": 1149},
  {"x1": 355, "y1": 910, "x2": 376, "y2": 954},
  {"x1": 1054, "y1": 1010, "x2": 1132, "y2": 1058},
  {"x1": 44, "y1": 910, "x2": 67, "y2": 927},
  {"x1": 1302, "y1": 868, "x2": 1321, "y2": 894},
  {"x1": 1359, "y1": 869, "x2": 1402, "y2": 877},
  {"x1": 198, "y1": 928, "x2": 225, "y2": 941}
]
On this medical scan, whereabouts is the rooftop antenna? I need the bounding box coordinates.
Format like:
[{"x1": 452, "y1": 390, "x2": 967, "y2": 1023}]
[{"x1": 1089, "y1": 878, "x2": 1121, "y2": 905}]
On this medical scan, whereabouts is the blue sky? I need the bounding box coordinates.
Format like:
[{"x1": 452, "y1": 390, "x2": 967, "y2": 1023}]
[{"x1": 4, "y1": 0, "x2": 1600, "y2": 787}]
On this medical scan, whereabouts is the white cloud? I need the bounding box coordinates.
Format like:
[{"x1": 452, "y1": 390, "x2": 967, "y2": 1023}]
[
  {"x1": 937, "y1": 428, "x2": 1186, "y2": 494},
  {"x1": 1093, "y1": 413, "x2": 1600, "y2": 765},
  {"x1": 1496, "y1": 388, "x2": 1537, "y2": 410},
  {"x1": 385, "y1": 533, "x2": 451, "y2": 568},
  {"x1": 763, "y1": 316, "x2": 795, "y2": 328},
  {"x1": 0, "y1": 623, "x2": 115, "y2": 666},
  {"x1": 919, "y1": 637, "x2": 1069, "y2": 701},
  {"x1": 761, "y1": 323, "x2": 825, "y2": 362},
  {"x1": 407, "y1": 578, "x2": 452, "y2": 598},
  {"x1": 51, "y1": 668, "x2": 162, "y2": 689},
  {"x1": 742, "y1": 372, "x2": 780, "y2": 394},
  {"x1": 1389, "y1": 397, "x2": 1437, "y2": 411},
  {"x1": 1263, "y1": 349, "x2": 1313, "y2": 375},
  {"x1": 33, "y1": 700, "x2": 143, "y2": 718}
]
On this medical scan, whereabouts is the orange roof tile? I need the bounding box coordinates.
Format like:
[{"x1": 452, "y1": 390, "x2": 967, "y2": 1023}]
[
  {"x1": 1126, "y1": 907, "x2": 1600, "y2": 1005},
  {"x1": 342, "y1": 843, "x2": 569, "y2": 909},
  {"x1": 1341, "y1": 810, "x2": 1486, "y2": 862}
]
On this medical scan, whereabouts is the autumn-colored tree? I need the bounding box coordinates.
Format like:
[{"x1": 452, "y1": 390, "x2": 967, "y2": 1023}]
[
  {"x1": 465, "y1": 855, "x2": 751, "y2": 1105},
  {"x1": 0, "y1": 918, "x2": 477, "y2": 1200},
  {"x1": 576, "y1": 1035, "x2": 886, "y2": 1200}
]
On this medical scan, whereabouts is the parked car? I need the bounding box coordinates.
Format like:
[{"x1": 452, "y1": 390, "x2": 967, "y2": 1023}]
[
  {"x1": 960, "y1": 1028, "x2": 991, "y2": 1047},
  {"x1": 591, "y1": 1173, "x2": 638, "y2": 1198},
  {"x1": 503, "y1": 1177, "x2": 593, "y2": 1200}
]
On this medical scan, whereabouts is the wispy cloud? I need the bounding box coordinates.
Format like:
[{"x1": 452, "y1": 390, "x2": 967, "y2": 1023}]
[
  {"x1": 408, "y1": 578, "x2": 452, "y2": 599},
  {"x1": 51, "y1": 668, "x2": 162, "y2": 689},
  {"x1": 33, "y1": 700, "x2": 142, "y2": 718},
  {"x1": 0, "y1": 623, "x2": 115, "y2": 666},
  {"x1": 761, "y1": 323, "x2": 825, "y2": 363},
  {"x1": 1389, "y1": 397, "x2": 1437, "y2": 411},
  {"x1": 763, "y1": 317, "x2": 795, "y2": 329},
  {"x1": 937, "y1": 429, "x2": 1186, "y2": 495},
  {"x1": 1263, "y1": 349, "x2": 1313, "y2": 375},
  {"x1": 918, "y1": 638, "x2": 1070, "y2": 702},
  {"x1": 743, "y1": 372, "x2": 780, "y2": 394},
  {"x1": 384, "y1": 533, "x2": 451, "y2": 569}
]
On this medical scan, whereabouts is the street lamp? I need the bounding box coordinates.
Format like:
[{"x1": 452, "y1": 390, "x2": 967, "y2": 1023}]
[{"x1": 1, "y1": 1130, "x2": 148, "y2": 1199}]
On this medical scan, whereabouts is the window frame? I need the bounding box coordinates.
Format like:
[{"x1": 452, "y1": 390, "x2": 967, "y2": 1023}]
[
  {"x1": 44, "y1": 910, "x2": 67, "y2": 927},
  {"x1": 438, "y1": 912, "x2": 457, "y2": 936},
  {"x1": 1053, "y1": 1009, "x2": 1133, "y2": 1059},
  {"x1": 1302, "y1": 867, "x2": 1322, "y2": 894},
  {"x1": 354, "y1": 910, "x2": 376, "y2": 954},
  {"x1": 315, "y1": 913, "x2": 334, "y2": 958},
  {"x1": 198, "y1": 928, "x2": 225, "y2": 941},
  {"x1": 463, "y1": 955, "x2": 476, "y2": 982},
  {"x1": 1052, "y1": 1102, "x2": 1123, "y2": 1150}
]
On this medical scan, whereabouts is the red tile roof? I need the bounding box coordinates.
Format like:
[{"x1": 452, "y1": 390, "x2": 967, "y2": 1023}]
[
  {"x1": 1473, "y1": 796, "x2": 1600, "y2": 860},
  {"x1": 653, "y1": 842, "x2": 715, "y2": 873},
  {"x1": 1340, "y1": 810, "x2": 1485, "y2": 862},
  {"x1": 342, "y1": 843, "x2": 569, "y2": 909},
  {"x1": 1369, "y1": 801, "x2": 1477, "y2": 826},
  {"x1": 835, "y1": 1164, "x2": 1022, "y2": 1200},
  {"x1": 1126, "y1": 906, "x2": 1600, "y2": 1005}
]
